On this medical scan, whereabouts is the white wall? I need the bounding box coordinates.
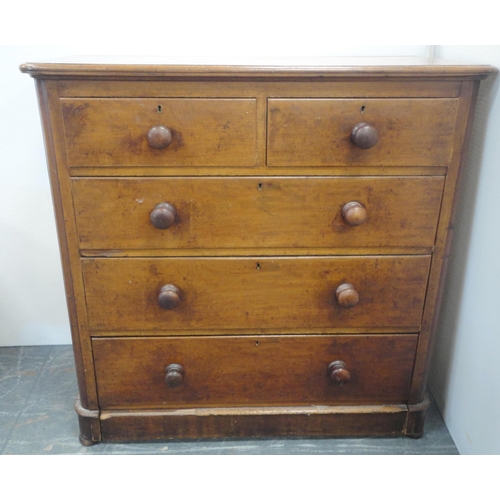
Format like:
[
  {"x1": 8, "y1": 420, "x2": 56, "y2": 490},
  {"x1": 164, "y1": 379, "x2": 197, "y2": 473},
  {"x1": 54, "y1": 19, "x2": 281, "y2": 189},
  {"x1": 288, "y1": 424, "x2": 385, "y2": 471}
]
[
  {"x1": 428, "y1": 46, "x2": 500, "y2": 455},
  {"x1": 0, "y1": 46, "x2": 77, "y2": 346}
]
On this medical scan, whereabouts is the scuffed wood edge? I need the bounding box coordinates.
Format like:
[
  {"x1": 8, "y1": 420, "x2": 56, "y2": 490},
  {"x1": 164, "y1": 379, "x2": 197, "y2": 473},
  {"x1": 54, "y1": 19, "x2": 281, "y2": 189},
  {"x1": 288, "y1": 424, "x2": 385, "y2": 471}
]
[
  {"x1": 408, "y1": 80, "x2": 481, "y2": 404},
  {"x1": 100, "y1": 403, "x2": 407, "y2": 420},
  {"x1": 75, "y1": 396, "x2": 101, "y2": 446},
  {"x1": 20, "y1": 62, "x2": 496, "y2": 80},
  {"x1": 99, "y1": 404, "x2": 409, "y2": 441},
  {"x1": 404, "y1": 394, "x2": 431, "y2": 439},
  {"x1": 36, "y1": 80, "x2": 102, "y2": 447},
  {"x1": 36, "y1": 80, "x2": 100, "y2": 409},
  {"x1": 75, "y1": 397, "x2": 100, "y2": 418},
  {"x1": 35, "y1": 79, "x2": 93, "y2": 407}
]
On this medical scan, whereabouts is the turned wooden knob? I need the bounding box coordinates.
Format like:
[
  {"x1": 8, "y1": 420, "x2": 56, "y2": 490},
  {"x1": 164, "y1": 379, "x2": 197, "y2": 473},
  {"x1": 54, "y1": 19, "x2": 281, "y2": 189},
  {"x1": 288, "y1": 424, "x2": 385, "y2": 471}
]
[
  {"x1": 336, "y1": 283, "x2": 359, "y2": 308},
  {"x1": 327, "y1": 361, "x2": 351, "y2": 386},
  {"x1": 158, "y1": 284, "x2": 181, "y2": 310},
  {"x1": 342, "y1": 201, "x2": 367, "y2": 226},
  {"x1": 147, "y1": 125, "x2": 172, "y2": 149},
  {"x1": 350, "y1": 122, "x2": 378, "y2": 149},
  {"x1": 150, "y1": 203, "x2": 177, "y2": 229},
  {"x1": 165, "y1": 363, "x2": 184, "y2": 388}
]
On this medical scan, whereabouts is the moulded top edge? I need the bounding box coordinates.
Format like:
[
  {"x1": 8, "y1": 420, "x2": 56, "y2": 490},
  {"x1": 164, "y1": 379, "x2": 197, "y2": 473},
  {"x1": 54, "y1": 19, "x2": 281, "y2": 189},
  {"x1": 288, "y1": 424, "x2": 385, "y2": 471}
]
[{"x1": 19, "y1": 56, "x2": 497, "y2": 80}]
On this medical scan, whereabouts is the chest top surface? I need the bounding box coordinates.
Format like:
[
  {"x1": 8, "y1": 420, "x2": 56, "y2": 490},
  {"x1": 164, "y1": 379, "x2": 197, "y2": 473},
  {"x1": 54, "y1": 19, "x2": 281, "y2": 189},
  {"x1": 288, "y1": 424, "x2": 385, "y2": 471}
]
[{"x1": 20, "y1": 56, "x2": 495, "y2": 79}]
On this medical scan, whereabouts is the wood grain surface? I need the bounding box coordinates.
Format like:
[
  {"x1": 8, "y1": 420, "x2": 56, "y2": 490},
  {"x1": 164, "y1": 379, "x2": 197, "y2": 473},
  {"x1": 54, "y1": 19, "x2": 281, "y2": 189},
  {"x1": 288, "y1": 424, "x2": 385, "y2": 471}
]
[
  {"x1": 99, "y1": 405, "x2": 409, "y2": 440},
  {"x1": 56, "y1": 79, "x2": 463, "y2": 99},
  {"x1": 72, "y1": 176, "x2": 444, "y2": 251},
  {"x1": 268, "y1": 98, "x2": 458, "y2": 167},
  {"x1": 82, "y1": 256, "x2": 431, "y2": 331},
  {"x1": 93, "y1": 334, "x2": 418, "y2": 408},
  {"x1": 20, "y1": 56, "x2": 496, "y2": 79},
  {"x1": 61, "y1": 98, "x2": 257, "y2": 167}
]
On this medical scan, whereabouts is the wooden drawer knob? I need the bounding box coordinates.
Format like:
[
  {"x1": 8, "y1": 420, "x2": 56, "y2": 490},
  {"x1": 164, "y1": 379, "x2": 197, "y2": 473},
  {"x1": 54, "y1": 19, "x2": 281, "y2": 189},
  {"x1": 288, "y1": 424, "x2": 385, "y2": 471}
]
[
  {"x1": 147, "y1": 125, "x2": 172, "y2": 149},
  {"x1": 327, "y1": 360, "x2": 351, "y2": 386},
  {"x1": 150, "y1": 203, "x2": 177, "y2": 229},
  {"x1": 350, "y1": 122, "x2": 378, "y2": 149},
  {"x1": 336, "y1": 283, "x2": 359, "y2": 308},
  {"x1": 342, "y1": 201, "x2": 367, "y2": 226},
  {"x1": 158, "y1": 284, "x2": 181, "y2": 310},
  {"x1": 165, "y1": 363, "x2": 184, "y2": 388}
]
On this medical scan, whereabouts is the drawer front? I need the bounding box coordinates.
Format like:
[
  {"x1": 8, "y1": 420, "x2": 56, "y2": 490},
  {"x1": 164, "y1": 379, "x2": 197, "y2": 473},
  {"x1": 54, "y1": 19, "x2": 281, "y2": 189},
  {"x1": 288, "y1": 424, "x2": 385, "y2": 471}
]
[
  {"x1": 93, "y1": 335, "x2": 418, "y2": 408},
  {"x1": 267, "y1": 98, "x2": 458, "y2": 167},
  {"x1": 61, "y1": 98, "x2": 257, "y2": 167},
  {"x1": 73, "y1": 176, "x2": 444, "y2": 251},
  {"x1": 82, "y1": 256, "x2": 431, "y2": 331}
]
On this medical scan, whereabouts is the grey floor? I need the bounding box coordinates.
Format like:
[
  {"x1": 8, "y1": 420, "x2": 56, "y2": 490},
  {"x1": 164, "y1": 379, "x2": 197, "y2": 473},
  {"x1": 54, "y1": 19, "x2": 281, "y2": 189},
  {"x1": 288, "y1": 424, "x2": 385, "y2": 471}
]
[{"x1": 0, "y1": 345, "x2": 459, "y2": 454}]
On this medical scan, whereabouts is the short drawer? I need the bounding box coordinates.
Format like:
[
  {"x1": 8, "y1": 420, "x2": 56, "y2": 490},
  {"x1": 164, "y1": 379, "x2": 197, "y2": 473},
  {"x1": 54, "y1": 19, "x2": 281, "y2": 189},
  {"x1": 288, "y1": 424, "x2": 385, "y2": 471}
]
[
  {"x1": 93, "y1": 334, "x2": 418, "y2": 409},
  {"x1": 61, "y1": 98, "x2": 257, "y2": 167},
  {"x1": 82, "y1": 256, "x2": 431, "y2": 332},
  {"x1": 73, "y1": 176, "x2": 444, "y2": 252},
  {"x1": 267, "y1": 98, "x2": 458, "y2": 167}
]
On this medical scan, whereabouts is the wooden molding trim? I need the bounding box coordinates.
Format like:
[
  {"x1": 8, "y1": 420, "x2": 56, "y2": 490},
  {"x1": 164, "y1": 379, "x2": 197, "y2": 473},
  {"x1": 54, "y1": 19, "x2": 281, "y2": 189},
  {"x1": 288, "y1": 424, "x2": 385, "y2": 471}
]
[
  {"x1": 75, "y1": 397, "x2": 101, "y2": 446},
  {"x1": 99, "y1": 404, "x2": 409, "y2": 441},
  {"x1": 74, "y1": 397, "x2": 100, "y2": 418},
  {"x1": 404, "y1": 394, "x2": 431, "y2": 438},
  {"x1": 19, "y1": 57, "x2": 496, "y2": 80}
]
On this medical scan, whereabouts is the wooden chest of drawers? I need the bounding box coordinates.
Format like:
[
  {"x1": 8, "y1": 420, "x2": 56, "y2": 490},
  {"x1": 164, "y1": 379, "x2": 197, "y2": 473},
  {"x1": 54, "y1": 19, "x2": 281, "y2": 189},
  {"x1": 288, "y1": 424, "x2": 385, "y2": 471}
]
[{"x1": 21, "y1": 57, "x2": 494, "y2": 445}]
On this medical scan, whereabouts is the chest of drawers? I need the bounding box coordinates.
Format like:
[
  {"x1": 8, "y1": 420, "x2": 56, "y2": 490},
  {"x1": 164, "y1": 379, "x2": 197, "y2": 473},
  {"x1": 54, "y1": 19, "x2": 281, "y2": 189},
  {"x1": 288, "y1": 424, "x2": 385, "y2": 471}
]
[{"x1": 21, "y1": 57, "x2": 494, "y2": 445}]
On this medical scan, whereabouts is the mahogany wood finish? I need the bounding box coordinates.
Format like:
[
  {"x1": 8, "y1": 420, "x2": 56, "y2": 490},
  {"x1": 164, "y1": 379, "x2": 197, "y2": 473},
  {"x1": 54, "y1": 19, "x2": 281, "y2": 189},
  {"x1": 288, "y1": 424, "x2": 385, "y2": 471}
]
[
  {"x1": 149, "y1": 203, "x2": 177, "y2": 230},
  {"x1": 157, "y1": 284, "x2": 181, "y2": 310},
  {"x1": 93, "y1": 335, "x2": 418, "y2": 408},
  {"x1": 147, "y1": 125, "x2": 173, "y2": 149},
  {"x1": 164, "y1": 363, "x2": 185, "y2": 388},
  {"x1": 336, "y1": 283, "x2": 360, "y2": 309},
  {"x1": 99, "y1": 406, "x2": 410, "y2": 441},
  {"x1": 342, "y1": 201, "x2": 367, "y2": 227},
  {"x1": 21, "y1": 57, "x2": 495, "y2": 444},
  {"x1": 72, "y1": 176, "x2": 444, "y2": 252},
  {"x1": 61, "y1": 98, "x2": 257, "y2": 167},
  {"x1": 350, "y1": 123, "x2": 378, "y2": 149},
  {"x1": 328, "y1": 361, "x2": 351, "y2": 386},
  {"x1": 267, "y1": 98, "x2": 458, "y2": 167},
  {"x1": 82, "y1": 256, "x2": 430, "y2": 331}
]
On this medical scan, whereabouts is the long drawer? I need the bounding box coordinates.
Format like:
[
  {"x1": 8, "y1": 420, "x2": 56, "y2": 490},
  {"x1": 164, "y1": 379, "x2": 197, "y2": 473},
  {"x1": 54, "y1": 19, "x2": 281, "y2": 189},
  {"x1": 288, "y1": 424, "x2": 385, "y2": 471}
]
[
  {"x1": 73, "y1": 176, "x2": 444, "y2": 251},
  {"x1": 82, "y1": 256, "x2": 431, "y2": 332},
  {"x1": 61, "y1": 98, "x2": 257, "y2": 167},
  {"x1": 267, "y1": 98, "x2": 458, "y2": 167},
  {"x1": 93, "y1": 334, "x2": 418, "y2": 409}
]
